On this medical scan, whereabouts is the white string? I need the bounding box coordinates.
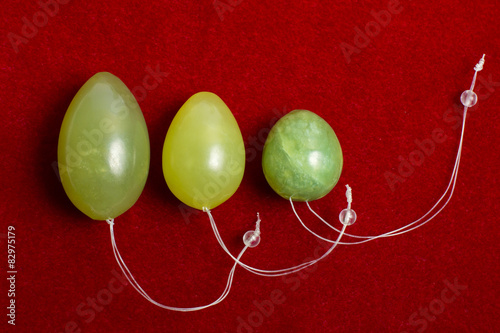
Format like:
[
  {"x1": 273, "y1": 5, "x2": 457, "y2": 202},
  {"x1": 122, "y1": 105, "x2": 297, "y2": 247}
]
[
  {"x1": 102, "y1": 54, "x2": 484, "y2": 311},
  {"x1": 204, "y1": 208, "x2": 347, "y2": 277},
  {"x1": 295, "y1": 55, "x2": 485, "y2": 245},
  {"x1": 105, "y1": 210, "x2": 346, "y2": 312},
  {"x1": 300, "y1": 125, "x2": 463, "y2": 245},
  {"x1": 106, "y1": 218, "x2": 247, "y2": 312}
]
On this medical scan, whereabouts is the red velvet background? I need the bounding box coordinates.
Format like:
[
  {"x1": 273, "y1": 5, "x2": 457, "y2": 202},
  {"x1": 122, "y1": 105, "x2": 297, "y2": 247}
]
[{"x1": 1, "y1": 0, "x2": 499, "y2": 332}]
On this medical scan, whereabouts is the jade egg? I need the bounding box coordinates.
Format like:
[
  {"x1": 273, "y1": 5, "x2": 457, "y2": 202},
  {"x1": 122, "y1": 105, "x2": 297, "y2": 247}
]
[
  {"x1": 262, "y1": 110, "x2": 343, "y2": 201},
  {"x1": 58, "y1": 72, "x2": 150, "y2": 220},
  {"x1": 162, "y1": 92, "x2": 245, "y2": 210}
]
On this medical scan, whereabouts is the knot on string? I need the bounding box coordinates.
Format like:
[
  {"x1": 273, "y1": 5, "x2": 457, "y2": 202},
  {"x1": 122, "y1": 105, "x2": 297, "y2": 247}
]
[
  {"x1": 474, "y1": 54, "x2": 485, "y2": 71},
  {"x1": 202, "y1": 207, "x2": 210, "y2": 213},
  {"x1": 106, "y1": 218, "x2": 114, "y2": 226},
  {"x1": 345, "y1": 185, "x2": 353, "y2": 207},
  {"x1": 254, "y1": 213, "x2": 261, "y2": 236}
]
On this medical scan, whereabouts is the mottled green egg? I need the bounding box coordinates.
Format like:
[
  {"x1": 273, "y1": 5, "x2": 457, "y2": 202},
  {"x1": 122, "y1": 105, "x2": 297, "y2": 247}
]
[{"x1": 262, "y1": 110, "x2": 342, "y2": 201}]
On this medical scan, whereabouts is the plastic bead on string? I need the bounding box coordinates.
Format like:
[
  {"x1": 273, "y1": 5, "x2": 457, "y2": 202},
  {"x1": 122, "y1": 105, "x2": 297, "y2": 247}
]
[{"x1": 103, "y1": 54, "x2": 485, "y2": 311}]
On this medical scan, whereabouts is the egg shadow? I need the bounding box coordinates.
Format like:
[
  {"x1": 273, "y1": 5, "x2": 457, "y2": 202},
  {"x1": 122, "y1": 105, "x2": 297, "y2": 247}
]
[
  {"x1": 146, "y1": 96, "x2": 187, "y2": 211},
  {"x1": 243, "y1": 113, "x2": 281, "y2": 201},
  {"x1": 37, "y1": 78, "x2": 92, "y2": 226}
]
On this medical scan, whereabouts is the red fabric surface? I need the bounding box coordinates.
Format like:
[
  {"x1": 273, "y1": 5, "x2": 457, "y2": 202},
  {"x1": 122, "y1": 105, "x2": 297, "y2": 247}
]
[{"x1": 1, "y1": 1, "x2": 499, "y2": 332}]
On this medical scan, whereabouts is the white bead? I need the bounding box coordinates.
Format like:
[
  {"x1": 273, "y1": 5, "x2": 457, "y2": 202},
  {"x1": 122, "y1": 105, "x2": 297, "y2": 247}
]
[
  {"x1": 339, "y1": 208, "x2": 357, "y2": 226},
  {"x1": 460, "y1": 90, "x2": 478, "y2": 107},
  {"x1": 243, "y1": 231, "x2": 261, "y2": 247}
]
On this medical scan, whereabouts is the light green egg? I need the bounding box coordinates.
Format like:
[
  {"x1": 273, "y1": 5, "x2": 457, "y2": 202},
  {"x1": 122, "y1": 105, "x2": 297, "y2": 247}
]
[{"x1": 58, "y1": 72, "x2": 150, "y2": 220}]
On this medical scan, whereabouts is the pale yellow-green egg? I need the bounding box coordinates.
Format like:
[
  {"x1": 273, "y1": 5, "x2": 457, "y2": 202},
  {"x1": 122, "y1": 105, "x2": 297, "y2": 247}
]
[
  {"x1": 162, "y1": 92, "x2": 245, "y2": 210},
  {"x1": 58, "y1": 72, "x2": 150, "y2": 220}
]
